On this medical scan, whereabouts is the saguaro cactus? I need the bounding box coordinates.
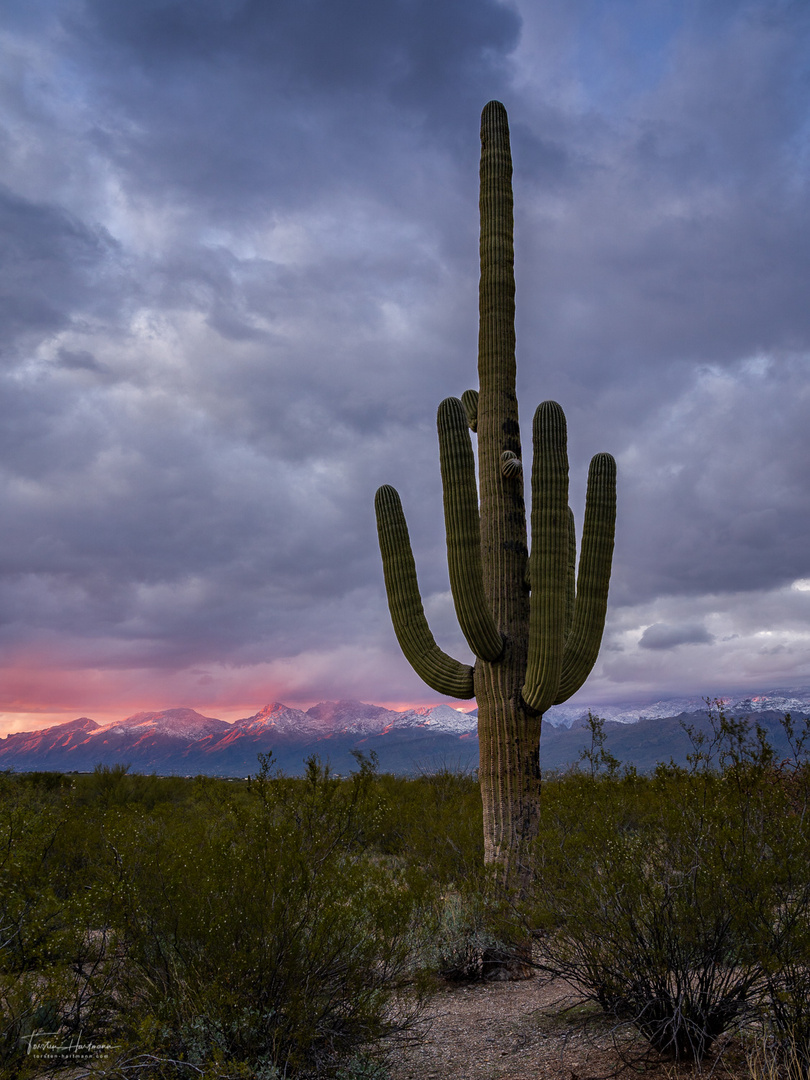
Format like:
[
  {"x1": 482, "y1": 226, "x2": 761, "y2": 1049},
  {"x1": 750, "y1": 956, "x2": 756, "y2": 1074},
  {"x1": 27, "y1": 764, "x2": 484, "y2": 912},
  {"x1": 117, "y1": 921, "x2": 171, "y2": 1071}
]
[{"x1": 375, "y1": 102, "x2": 617, "y2": 878}]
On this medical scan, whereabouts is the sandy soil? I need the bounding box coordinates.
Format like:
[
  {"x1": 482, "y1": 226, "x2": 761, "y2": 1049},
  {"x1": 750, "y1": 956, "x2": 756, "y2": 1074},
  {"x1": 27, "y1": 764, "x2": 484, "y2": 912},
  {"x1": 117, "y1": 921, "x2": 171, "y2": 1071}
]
[{"x1": 385, "y1": 976, "x2": 748, "y2": 1080}]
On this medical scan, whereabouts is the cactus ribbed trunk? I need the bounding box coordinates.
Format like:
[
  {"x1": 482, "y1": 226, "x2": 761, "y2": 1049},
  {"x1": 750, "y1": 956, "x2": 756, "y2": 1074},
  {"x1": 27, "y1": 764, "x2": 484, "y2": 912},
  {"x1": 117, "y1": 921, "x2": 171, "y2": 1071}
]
[
  {"x1": 374, "y1": 102, "x2": 617, "y2": 884},
  {"x1": 476, "y1": 103, "x2": 536, "y2": 872}
]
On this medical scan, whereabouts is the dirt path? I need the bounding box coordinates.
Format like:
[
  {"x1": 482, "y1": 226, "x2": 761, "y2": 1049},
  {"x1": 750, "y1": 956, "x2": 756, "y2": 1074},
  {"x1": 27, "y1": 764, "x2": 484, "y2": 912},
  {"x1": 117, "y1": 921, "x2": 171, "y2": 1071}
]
[
  {"x1": 385, "y1": 977, "x2": 745, "y2": 1080},
  {"x1": 387, "y1": 978, "x2": 616, "y2": 1080}
]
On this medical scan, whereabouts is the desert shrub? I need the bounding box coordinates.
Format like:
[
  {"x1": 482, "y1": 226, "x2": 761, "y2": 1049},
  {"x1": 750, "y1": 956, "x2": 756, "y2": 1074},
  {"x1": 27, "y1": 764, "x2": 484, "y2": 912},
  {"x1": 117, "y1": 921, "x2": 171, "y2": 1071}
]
[
  {"x1": 404, "y1": 888, "x2": 490, "y2": 983},
  {"x1": 702, "y1": 714, "x2": 810, "y2": 1075},
  {"x1": 748, "y1": 1029, "x2": 810, "y2": 1080},
  {"x1": 99, "y1": 754, "x2": 425, "y2": 1077},
  {"x1": 748, "y1": 755, "x2": 810, "y2": 1078},
  {"x1": 0, "y1": 773, "x2": 122, "y2": 1077},
  {"x1": 371, "y1": 766, "x2": 483, "y2": 883},
  {"x1": 525, "y1": 711, "x2": 810, "y2": 1064},
  {"x1": 72, "y1": 764, "x2": 197, "y2": 812},
  {"x1": 528, "y1": 771, "x2": 762, "y2": 1059}
]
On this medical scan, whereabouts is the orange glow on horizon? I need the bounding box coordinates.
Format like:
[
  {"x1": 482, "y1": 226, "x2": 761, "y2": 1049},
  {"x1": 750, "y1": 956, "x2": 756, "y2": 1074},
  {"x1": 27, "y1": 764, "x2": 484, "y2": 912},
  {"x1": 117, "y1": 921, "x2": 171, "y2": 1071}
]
[
  {"x1": 0, "y1": 640, "x2": 484, "y2": 736},
  {"x1": 0, "y1": 698, "x2": 479, "y2": 737},
  {"x1": 0, "y1": 654, "x2": 479, "y2": 737}
]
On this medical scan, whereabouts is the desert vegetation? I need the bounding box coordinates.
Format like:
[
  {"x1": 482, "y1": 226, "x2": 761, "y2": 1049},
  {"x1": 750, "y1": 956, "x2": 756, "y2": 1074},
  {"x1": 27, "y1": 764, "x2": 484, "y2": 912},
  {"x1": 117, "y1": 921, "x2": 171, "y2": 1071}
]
[
  {"x1": 528, "y1": 708, "x2": 810, "y2": 1071},
  {"x1": 0, "y1": 752, "x2": 489, "y2": 1079},
  {"x1": 3, "y1": 709, "x2": 810, "y2": 1078}
]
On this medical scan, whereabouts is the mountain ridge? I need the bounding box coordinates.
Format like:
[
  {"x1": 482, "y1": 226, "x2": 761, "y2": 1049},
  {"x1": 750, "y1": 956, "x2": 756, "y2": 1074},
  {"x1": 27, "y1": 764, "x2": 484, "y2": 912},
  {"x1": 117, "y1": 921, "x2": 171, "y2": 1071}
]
[
  {"x1": 0, "y1": 699, "x2": 480, "y2": 775},
  {"x1": 3, "y1": 689, "x2": 810, "y2": 776}
]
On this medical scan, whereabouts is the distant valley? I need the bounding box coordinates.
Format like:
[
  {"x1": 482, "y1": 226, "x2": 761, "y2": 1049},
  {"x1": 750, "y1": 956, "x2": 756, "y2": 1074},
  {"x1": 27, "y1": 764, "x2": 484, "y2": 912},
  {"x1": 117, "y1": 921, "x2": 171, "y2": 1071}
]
[{"x1": 2, "y1": 688, "x2": 810, "y2": 776}]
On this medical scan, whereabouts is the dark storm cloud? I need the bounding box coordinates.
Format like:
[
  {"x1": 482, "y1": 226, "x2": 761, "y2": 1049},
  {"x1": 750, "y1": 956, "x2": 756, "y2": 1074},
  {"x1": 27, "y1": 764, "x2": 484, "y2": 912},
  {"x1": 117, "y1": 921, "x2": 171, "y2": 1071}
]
[
  {"x1": 2, "y1": 0, "x2": 810, "y2": 719},
  {"x1": 0, "y1": 185, "x2": 119, "y2": 350},
  {"x1": 639, "y1": 622, "x2": 714, "y2": 651},
  {"x1": 606, "y1": 353, "x2": 810, "y2": 604},
  {"x1": 78, "y1": 0, "x2": 517, "y2": 102},
  {"x1": 59, "y1": 0, "x2": 520, "y2": 218},
  {"x1": 0, "y1": 352, "x2": 399, "y2": 666},
  {"x1": 503, "y1": 4, "x2": 810, "y2": 618}
]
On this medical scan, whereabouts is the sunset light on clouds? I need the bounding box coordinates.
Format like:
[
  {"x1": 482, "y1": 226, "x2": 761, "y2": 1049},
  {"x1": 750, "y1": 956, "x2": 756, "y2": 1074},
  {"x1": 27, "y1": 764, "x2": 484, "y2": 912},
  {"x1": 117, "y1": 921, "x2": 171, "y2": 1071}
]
[{"x1": 2, "y1": 1, "x2": 810, "y2": 735}]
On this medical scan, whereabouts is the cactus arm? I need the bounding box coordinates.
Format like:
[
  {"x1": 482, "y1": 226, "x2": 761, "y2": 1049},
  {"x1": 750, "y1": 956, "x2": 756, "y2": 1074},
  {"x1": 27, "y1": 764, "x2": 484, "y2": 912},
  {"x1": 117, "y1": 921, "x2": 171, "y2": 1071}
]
[
  {"x1": 374, "y1": 484, "x2": 475, "y2": 699},
  {"x1": 522, "y1": 401, "x2": 570, "y2": 713},
  {"x1": 565, "y1": 507, "x2": 576, "y2": 642},
  {"x1": 526, "y1": 509, "x2": 574, "y2": 633},
  {"x1": 555, "y1": 453, "x2": 617, "y2": 703},
  {"x1": 437, "y1": 397, "x2": 503, "y2": 662}
]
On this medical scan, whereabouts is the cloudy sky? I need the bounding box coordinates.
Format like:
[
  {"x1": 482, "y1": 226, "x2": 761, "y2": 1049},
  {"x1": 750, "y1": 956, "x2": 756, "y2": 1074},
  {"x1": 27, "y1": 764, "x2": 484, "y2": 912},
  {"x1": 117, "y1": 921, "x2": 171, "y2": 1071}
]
[{"x1": 2, "y1": 0, "x2": 810, "y2": 731}]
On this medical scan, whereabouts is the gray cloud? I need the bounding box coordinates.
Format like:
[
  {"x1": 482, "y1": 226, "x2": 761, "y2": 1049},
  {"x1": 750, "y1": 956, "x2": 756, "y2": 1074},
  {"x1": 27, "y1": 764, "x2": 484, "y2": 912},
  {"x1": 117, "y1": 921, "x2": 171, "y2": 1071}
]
[
  {"x1": 57, "y1": 0, "x2": 520, "y2": 225},
  {"x1": 639, "y1": 622, "x2": 715, "y2": 651},
  {"x1": 0, "y1": 186, "x2": 120, "y2": 351},
  {"x1": 2, "y1": 0, "x2": 810, "y2": 723}
]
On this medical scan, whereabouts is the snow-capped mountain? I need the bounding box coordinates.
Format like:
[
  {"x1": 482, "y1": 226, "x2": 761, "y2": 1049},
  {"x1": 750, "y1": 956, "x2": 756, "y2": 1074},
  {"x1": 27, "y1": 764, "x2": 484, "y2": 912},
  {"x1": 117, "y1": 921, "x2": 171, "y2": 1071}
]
[
  {"x1": 0, "y1": 716, "x2": 100, "y2": 762},
  {"x1": 96, "y1": 707, "x2": 229, "y2": 740},
  {"x1": 396, "y1": 704, "x2": 479, "y2": 735},
  {"x1": 0, "y1": 700, "x2": 479, "y2": 775},
  {"x1": 3, "y1": 689, "x2": 809, "y2": 776},
  {"x1": 543, "y1": 688, "x2": 810, "y2": 728},
  {"x1": 304, "y1": 700, "x2": 400, "y2": 735},
  {"x1": 229, "y1": 702, "x2": 317, "y2": 738}
]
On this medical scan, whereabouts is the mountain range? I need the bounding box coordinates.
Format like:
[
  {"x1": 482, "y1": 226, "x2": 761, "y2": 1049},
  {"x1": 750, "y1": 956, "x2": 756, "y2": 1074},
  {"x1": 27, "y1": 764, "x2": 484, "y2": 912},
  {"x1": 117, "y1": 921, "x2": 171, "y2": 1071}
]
[
  {"x1": 2, "y1": 688, "x2": 810, "y2": 777},
  {"x1": 0, "y1": 701, "x2": 480, "y2": 776}
]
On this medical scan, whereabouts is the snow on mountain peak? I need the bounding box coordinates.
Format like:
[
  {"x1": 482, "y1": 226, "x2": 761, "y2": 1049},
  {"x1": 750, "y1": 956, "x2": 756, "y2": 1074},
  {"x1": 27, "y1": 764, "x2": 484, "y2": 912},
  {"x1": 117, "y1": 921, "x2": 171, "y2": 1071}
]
[
  {"x1": 396, "y1": 704, "x2": 478, "y2": 734},
  {"x1": 230, "y1": 700, "x2": 477, "y2": 738},
  {"x1": 232, "y1": 703, "x2": 310, "y2": 735},
  {"x1": 542, "y1": 687, "x2": 810, "y2": 728},
  {"x1": 100, "y1": 708, "x2": 229, "y2": 741}
]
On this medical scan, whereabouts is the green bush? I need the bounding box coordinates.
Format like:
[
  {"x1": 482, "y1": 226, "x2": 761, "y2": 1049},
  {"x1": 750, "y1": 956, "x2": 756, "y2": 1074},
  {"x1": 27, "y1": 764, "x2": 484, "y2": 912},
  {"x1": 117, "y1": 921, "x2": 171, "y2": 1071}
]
[
  {"x1": 13, "y1": 723, "x2": 810, "y2": 1075},
  {"x1": 0, "y1": 772, "x2": 122, "y2": 1077},
  {"x1": 525, "y1": 710, "x2": 810, "y2": 1064},
  {"x1": 99, "y1": 754, "x2": 425, "y2": 1077}
]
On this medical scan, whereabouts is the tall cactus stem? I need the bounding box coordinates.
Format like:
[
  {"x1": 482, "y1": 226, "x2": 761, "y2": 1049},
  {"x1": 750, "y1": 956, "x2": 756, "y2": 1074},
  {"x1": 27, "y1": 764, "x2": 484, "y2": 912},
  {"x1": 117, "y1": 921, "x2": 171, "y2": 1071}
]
[
  {"x1": 565, "y1": 507, "x2": 576, "y2": 642},
  {"x1": 477, "y1": 101, "x2": 527, "y2": 637},
  {"x1": 374, "y1": 101, "x2": 617, "y2": 876}
]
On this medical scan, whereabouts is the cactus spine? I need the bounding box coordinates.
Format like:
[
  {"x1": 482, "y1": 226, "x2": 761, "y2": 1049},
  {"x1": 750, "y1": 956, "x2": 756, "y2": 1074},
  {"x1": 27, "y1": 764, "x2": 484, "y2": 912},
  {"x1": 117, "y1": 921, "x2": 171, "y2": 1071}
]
[{"x1": 375, "y1": 102, "x2": 617, "y2": 875}]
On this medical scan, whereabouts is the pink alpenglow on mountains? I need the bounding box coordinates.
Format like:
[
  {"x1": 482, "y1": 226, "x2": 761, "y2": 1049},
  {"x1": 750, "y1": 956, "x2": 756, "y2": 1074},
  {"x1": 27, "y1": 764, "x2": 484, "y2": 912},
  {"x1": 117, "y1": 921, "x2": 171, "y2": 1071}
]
[
  {"x1": 3, "y1": 689, "x2": 810, "y2": 776},
  {"x1": 0, "y1": 701, "x2": 480, "y2": 776},
  {"x1": 96, "y1": 708, "x2": 230, "y2": 740}
]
